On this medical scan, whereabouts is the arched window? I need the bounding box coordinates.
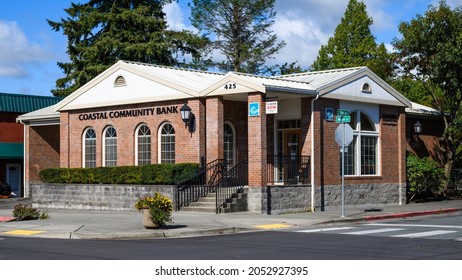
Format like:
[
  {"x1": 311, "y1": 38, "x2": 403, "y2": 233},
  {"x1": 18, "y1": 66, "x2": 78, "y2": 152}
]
[
  {"x1": 224, "y1": 122, "x2": 236, "y2": 168},
  {"x1": 158, "y1": 122, "x2": 175, "y2": 164},
  {"x1": 136, "y1": 124, "x2": 151, "y2": 166},
  {"x1": 345, "y1": 111, "x2": 379, "y2": 176},
  {"x1": 103, "y1": 126, "x2": 117, "y2": 167},
  {"x1": 83, "y1": 128, "x2": 96, "y2": 168}
]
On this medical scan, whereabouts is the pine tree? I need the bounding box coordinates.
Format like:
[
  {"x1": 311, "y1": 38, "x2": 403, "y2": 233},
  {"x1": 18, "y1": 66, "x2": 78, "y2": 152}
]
[
  {"x1": 311, "y1": 0, "x2": 393, "y2": 81},
  {"x1": 189, "y1": 0, "x2": 285, "y2": 74},
  {"x1": 48, "y1": 0, "x2": 207, "y2": 97}
]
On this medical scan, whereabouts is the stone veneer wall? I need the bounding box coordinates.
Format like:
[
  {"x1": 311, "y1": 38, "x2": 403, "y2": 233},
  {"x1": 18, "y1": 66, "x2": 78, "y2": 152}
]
[
  {"x1": 30, "y1": 183, "x2": 175, "y2": 211},
  {"x1": 248, "y1": 183, "x2": 402, "y2": 214}
]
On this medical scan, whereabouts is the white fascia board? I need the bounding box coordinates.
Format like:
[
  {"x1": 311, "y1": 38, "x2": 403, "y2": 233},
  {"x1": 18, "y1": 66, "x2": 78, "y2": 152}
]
[
  {"x1": 54, "y1": 61, "x2": 126, "y2": 111},
  {"x1": 324, "y1": 93, "x2": 406, "y2": 107},
  {"x1": 56, "y1": 61, "x2": 201, "y2": 112},
  {"x1": 318, "y1": 68, "x2": 412, "y2": 107}
]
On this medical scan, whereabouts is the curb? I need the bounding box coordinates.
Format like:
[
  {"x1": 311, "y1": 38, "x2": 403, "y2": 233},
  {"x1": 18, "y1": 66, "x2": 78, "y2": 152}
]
[
  {"x1": 311, "y1": 208, "x2": 462, "y2": 226},
  {"x1": 363, "y1": 208, "x2": 460, "y2": 222},
  {"x1": 69, "y1": 227, "x2": 252, "y2": 240}
]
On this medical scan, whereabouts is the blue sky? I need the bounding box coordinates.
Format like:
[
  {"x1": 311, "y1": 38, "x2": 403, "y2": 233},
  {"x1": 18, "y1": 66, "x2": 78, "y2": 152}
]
[{"x1": 1, "y1": 0, "x2": 461, "y2": 97}]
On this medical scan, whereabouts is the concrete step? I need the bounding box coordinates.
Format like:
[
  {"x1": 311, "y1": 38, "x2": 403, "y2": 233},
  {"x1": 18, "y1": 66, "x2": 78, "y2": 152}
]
[{"x1": 180, "y1": 206, "x2": 216, "y2": 213}]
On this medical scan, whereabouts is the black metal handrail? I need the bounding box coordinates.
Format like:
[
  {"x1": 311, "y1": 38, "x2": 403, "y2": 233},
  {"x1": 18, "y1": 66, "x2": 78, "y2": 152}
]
[
  {"x1": 267, "y1": 155, "x2": 310, "y2": 184},
  {"x1": 175, "y1": 159, "x2": 227, "y2": 211},
  {"x1": 215, "y1": 159, "x2": 248, "y2": 213}
]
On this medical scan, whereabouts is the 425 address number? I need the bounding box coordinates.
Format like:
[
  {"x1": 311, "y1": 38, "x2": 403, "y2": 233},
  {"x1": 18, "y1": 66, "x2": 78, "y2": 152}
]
[{"x1": 224, "y1": 83, "x2": 237, "y2": 89}]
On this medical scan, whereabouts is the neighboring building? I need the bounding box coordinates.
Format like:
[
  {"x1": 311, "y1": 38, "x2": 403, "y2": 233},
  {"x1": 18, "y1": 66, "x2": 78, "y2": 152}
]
[
  {"x1": 18, "y1": 61, "x2": 412, "y2": 213},
  {"x1": 405, "y1": 102, "x2": 444, "y2": 164},
  {"x1": 0, "y1": 93, "x2": 61, "y2": 197}
]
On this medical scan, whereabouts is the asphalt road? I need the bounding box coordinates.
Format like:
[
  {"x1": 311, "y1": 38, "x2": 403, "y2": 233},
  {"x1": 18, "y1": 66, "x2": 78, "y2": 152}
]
[{"x1": 1, "y1": 229, "x2": 461, "y2": 260}]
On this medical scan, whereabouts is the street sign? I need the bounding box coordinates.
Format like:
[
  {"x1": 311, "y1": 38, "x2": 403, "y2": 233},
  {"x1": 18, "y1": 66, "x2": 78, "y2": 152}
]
[
  {"x1": 337, "y1": 109, "x2": 349, "y2": 116},
  {"x1": 335, "y1": 115, "x2": 351, "y2": 123},
  {"x1": 335, "y1": 124, "x2": 354, "y2": 147},
  {"x1": 335, "y1": 122, "x2": 354, "y2": 219}
]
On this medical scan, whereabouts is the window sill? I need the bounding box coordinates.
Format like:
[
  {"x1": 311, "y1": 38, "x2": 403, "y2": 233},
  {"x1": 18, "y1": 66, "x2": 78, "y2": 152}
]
[{"x1": 344, "y1": 175, "x2": 382, "y2": 180}]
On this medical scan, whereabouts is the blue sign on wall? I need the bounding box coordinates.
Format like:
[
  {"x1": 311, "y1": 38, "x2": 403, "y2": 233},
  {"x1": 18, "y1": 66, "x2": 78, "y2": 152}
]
[
  {"x1": 325, "y1": 108, "x2": 334, "y2": 121},
  {"x1": 249, "y1": 102, "x2": 260, "y2": 117}
]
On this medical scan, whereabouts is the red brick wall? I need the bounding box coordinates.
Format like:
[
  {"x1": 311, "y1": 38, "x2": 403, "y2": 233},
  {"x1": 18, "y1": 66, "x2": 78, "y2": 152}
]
[
  {"x1": 26, "y1": 125, "x2": 60, "y2": 182},
  {"x1": 0, "y1": 112, "x2": 23, "y2": 142},
  {"x1": 313, "y1": 98, "x2": 340, "y2": 186},
  {"x1": 60, "y1": 99, "x2": 204, "y2": 168},
  {"x1": 206, "y1": 97, "x2": 224, "y2": 162},
  {"x1": 248, "y1": 93, "x2": 267, "y2": 187},
  {"x1": 312, "y1": 99, "x2": 406, "y2": 187},
  {"x1": 379, "y1": 105, "x2": 406, "y2": 185}
]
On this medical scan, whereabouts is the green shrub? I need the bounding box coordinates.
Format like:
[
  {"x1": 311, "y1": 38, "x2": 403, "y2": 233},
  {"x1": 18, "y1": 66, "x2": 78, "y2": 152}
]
[
  {"x1": 39, "y1": 163, "x2": 199, "y2": 185},
  {"x1": 13, "y1": 204, "x2": 48, "y2": 221},
  {"x1": 407, "y1": 153, "x2": 445, "y2": 202}
]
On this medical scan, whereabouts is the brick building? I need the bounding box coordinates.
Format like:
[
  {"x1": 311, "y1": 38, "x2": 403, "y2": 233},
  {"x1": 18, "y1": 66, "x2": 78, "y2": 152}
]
[
  {"x1": 18, "y1": 61, "x2": 413, "y2": 213},
  {"x1": 0, "y1": 93, "x2": 61, "y2": 197}
]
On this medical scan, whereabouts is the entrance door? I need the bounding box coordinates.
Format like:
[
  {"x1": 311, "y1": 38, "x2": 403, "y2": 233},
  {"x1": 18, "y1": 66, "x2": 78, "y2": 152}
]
[
  {"x1": 283, "y1": 130, "x2": 301, "y2": 182},
  {"x1": 6, "y1": 164, "x2": 21, "y2": 197},
  {"x1": 284, "y1": 130, "x2": 301, "y2": 158}
]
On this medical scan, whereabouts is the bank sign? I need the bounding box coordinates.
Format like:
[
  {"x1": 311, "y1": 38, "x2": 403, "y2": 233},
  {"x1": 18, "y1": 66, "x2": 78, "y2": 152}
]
[{"x1": 78, "y1": 106, "x2": 178, "y2": 121}]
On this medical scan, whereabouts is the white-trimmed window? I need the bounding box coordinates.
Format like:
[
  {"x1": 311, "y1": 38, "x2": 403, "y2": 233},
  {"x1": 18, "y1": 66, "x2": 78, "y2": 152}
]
[
  {"x1": 136, "y1": 124, "x2": 151, "y2": 166},
  {"x1": 83, "y1": 128, "x2": 96, "y2": 168},
  {"x1": 345, "y1": 111, "x2": 379, "y2": 176},
  {"x1": 158, "y1": 122, "x2": 175, "y2": 164},
  {"x1": 103, "y1": 126, "x2": 117, "y2": 167},
  {"x1": 224, "y1": 122, "x2": 236, "y2": 168}
]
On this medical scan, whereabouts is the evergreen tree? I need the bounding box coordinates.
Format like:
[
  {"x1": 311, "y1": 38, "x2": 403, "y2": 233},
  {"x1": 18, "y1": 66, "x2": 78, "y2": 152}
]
[
  {"x1": 48, "y1": 0, "x2": 207, "y2": 97},
  {"x1": 189, "y1": 0, "x2": 286, "y2": 74},
  {"x1": 311, "y1": 0, "x2": 393, "y2": 81}
]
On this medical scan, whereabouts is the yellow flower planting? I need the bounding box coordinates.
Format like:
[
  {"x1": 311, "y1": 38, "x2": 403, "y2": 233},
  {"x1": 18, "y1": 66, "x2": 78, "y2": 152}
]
[{"x1": 135, "y1": 192, "x2": 173, "y2": 227}]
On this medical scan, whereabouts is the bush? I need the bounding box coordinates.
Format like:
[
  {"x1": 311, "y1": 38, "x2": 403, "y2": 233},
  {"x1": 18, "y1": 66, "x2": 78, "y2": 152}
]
[
  {"x1": 39, "y1": 163, "x2": 199, "y2": 185},
  {"x1": 407, "y1": 153, "x2": 445, "y2": 202},
  {"x1": 13, "y1": 204, "x2": 48, "y2": 221}
]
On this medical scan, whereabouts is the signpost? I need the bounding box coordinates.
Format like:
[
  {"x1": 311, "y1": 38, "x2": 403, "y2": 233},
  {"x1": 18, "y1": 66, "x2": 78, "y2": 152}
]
[{"x1": 335, "y1": 109, "x2": 353, "y2": 218}]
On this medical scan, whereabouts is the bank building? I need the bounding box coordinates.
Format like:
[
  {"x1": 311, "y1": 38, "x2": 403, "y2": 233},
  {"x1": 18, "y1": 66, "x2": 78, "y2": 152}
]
[{"x1": 17, "y1": 60, "x2": 423, "y2": 214}]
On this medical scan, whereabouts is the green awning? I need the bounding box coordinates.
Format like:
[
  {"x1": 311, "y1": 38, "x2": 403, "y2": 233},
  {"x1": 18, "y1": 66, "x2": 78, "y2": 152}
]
[{"x1": 0, "y1": 143, "x2": 24, "y2": 159}]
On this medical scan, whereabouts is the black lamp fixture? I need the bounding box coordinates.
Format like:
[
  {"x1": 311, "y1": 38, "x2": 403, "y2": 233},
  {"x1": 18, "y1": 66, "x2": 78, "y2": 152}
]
[
  {"x1": 180, "y1": 102, "x2": 195, "y2": 133},
  {"x1": 413, "y1": 121, "x2": 423, "y2": 134}
]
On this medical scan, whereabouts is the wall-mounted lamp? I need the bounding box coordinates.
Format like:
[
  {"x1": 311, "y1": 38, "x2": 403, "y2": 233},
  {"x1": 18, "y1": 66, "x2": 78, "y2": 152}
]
[
  {"x1": 413, "y1": 121, "x2": 422, "y2": 134},
  {"x1": 180, "y1": 102, "x2": 195, "y2": 133}
]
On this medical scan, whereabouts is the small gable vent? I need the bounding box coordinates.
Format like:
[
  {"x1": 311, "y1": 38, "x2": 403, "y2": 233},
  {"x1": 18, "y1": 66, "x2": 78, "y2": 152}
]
[
  {"x1": 361, "y1": 82, "x2": 371, "y2": 93},
  {"x1": 114, "y1": 76, "x2": 127, "y2": 87}
]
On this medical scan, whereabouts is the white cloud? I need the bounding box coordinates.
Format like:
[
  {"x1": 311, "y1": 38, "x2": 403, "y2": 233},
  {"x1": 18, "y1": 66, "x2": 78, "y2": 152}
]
[
  {"x1": 164, "y1": 2, "x2": 193, "y2": 31},
  {"x1": 0, "y1": 21, "x2": 50, "y2": 77},
  {"x1": 272, "y1": 0, "x2": 349, "y2": 69}
]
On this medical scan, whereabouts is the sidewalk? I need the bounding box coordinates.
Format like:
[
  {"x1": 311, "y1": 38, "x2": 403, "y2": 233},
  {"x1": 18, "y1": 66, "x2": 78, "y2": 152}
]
[{"x1": 1, "y1": 199, "x2": 462, "y2": 240}]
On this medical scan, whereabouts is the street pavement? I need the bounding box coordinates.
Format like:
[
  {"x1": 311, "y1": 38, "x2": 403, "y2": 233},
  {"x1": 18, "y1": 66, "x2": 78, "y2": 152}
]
[{"x1": 1, "y1": 199, "x2": 461, "y2": 240}]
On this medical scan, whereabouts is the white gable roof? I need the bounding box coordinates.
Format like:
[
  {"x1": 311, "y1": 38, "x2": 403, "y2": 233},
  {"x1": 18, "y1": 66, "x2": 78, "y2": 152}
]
[
  {"x1": 43, "y1": 61, "x2": 410, "y2": 113},
  {"x1": 280, "y1": 67, "x2": 412, "y2": 107}
]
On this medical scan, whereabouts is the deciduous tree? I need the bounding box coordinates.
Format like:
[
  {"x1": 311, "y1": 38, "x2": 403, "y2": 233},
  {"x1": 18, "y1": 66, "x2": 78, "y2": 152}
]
[{"x1": 393, "y1": 0, "x2": 462, "y2": 193}]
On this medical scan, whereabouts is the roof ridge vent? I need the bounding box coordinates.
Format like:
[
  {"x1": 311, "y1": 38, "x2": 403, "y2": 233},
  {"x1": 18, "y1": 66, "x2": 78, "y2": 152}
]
[{"x1": 114, "y1": 75, "x2": 127, "y2": 87}]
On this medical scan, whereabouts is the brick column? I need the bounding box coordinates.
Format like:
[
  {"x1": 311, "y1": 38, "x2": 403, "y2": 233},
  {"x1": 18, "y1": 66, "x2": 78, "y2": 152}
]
[
  {"x1": 248, "y1": 93, "x2": 267, "y2": 187},
  {"x1": 206, "y1": 97, "x2": 224, "y2": 162}
]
